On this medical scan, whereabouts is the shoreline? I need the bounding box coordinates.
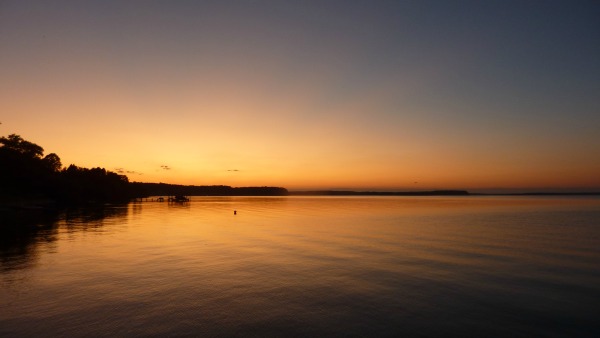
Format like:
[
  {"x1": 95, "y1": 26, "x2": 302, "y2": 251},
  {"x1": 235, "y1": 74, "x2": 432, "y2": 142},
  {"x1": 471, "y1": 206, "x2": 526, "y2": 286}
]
[{"x1": 288, "y1": 190, "x2": 600, "y2": 196}]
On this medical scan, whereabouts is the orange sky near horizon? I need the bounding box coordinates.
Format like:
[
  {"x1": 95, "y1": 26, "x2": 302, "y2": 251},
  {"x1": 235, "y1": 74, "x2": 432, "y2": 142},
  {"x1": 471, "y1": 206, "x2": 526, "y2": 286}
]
[{"x1": 1, "y1": 1, "x2": 599, "y2": 192}]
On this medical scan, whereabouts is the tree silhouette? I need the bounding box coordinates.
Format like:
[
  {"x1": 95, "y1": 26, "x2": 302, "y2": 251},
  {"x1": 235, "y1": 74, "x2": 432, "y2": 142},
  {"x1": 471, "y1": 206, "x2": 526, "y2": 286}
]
[
  {"x1": 1, "y1": 135, "x2": 46, "y2": 196},
  {"x1": 0, "y1": 134, "x2": 44, "y2": 158},
  {"x1": 42, "y1": 153, "x2": 62, "y2": 172},
  {"x1": 1, "y1": 133, "x2": 289, "y2": 206},
  {"x1": 1, "y1": 134, "x2": 130, "y2": 203}
]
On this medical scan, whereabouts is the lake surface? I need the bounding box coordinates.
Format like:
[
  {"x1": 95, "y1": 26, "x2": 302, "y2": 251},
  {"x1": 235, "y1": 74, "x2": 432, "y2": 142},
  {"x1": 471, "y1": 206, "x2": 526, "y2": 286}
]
[{"x1": 1, "y1": 196, "x2": 599, "y2": 337}]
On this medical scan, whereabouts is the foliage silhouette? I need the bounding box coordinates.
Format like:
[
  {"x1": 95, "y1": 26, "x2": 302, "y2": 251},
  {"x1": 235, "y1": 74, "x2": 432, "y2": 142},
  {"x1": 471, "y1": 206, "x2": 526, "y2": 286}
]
[
  {"x1": 1, "y1": 134, "x2": 131, "y2": 204},
  {"x1": 42, "y1": 153, "x2": 62, "y2": 172},
  {"x1": 0, "y1": 134, "x2": 44, "y2": 158},
  {"x1": 1, "y1": 133, "x2": 288, "y2": 207},
  {"x1": 129, "y1": 183, "x2": 288, "y2": 197}
]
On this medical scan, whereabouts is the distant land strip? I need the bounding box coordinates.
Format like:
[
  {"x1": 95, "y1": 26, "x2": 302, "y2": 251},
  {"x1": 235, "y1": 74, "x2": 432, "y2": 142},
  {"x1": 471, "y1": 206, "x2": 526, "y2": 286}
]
[
  {"x1": 289, "y1": 190, "x2": 470, "y2": 196},
  {"x1": 289, "y1": 190, "x2": 600, "y2": 196},
  {"x1": 131, "y1": 183, "x2": 289, "y2": 197},
  {"x1": 480, "y1": 192, "x2": 600, "y2": 196}
]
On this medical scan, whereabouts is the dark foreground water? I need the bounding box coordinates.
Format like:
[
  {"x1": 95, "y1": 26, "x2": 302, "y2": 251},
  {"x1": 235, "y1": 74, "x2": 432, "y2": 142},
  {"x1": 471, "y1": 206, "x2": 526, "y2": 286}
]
[{"x1": 1, "y1": 196, "x2": 599, "y2": 337}]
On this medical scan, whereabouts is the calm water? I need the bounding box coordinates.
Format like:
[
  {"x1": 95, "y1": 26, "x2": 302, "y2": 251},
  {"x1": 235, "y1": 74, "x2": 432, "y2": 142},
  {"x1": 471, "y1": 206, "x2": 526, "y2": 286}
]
[{"x1": 1, "y1": 196, "x2": 599, "y2": 337}]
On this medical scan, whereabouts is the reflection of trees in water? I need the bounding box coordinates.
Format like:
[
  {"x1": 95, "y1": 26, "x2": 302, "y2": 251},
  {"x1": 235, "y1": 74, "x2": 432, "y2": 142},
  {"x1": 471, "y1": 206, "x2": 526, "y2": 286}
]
[
  {"x1": 0, "y1": 210, "x2": 59, "y2": 273},
  {"x1": 62, "y1": 205, "x2": 128, "y2": 231},
  {"x1": 167, "y1": 201, "x2": 191, "y2": 209},
  {"x1": 0, "y1": 204, "x2": 129, "y2": 272},
  {"x1": 131, "y1": 202, "x2": 143, "y2": 215}
]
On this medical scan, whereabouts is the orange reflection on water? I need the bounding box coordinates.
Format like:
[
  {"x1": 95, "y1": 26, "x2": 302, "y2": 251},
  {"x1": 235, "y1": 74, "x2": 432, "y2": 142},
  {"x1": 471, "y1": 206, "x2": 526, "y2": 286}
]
[{"x1": 2, "y1": 196, "x2": 599, "y2": 337}]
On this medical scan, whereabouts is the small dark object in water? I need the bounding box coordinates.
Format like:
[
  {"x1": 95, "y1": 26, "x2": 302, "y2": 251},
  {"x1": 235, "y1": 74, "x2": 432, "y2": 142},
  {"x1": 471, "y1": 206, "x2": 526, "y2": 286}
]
[
  {"x1": 168, "y1": 195, "x2": 190, "y2": 202},
  {"x1": 234, "y1": 210, "x2": 237, "y2": 215}
]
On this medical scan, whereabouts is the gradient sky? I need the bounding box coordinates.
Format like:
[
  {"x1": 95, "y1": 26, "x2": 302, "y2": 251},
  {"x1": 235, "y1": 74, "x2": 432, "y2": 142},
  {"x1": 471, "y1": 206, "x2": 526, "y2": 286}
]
[{"x1": 1, "y1": 0, "x2": 599, "y2": 192}]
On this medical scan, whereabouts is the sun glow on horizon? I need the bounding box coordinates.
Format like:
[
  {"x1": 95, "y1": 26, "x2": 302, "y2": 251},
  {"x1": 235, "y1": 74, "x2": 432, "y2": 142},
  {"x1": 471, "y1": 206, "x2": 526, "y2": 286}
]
[{"x1": 1, "y1": 1, "x2": 599, "y2": 192}]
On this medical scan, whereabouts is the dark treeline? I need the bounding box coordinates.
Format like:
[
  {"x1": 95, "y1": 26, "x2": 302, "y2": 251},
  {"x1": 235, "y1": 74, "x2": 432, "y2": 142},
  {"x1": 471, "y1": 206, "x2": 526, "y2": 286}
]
[
  {"x1": 0, "y1": 134, "x2": 131, "y2": 204},
  {"x1": 0, "y1": 134, "x2": 288, "y2": 207},
  {"x1": 131, "y1": 183, "x2": 288, "y2": 197}
]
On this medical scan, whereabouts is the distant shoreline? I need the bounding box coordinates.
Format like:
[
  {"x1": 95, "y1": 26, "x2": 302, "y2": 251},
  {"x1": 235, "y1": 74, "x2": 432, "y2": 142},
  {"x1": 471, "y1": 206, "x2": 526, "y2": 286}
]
[
  {"x1": 288, "y1": 190, "x2": 600, "y2": 196},
  {"x1": 289, "y1": 190, "x2": 469, "y2": 196}
]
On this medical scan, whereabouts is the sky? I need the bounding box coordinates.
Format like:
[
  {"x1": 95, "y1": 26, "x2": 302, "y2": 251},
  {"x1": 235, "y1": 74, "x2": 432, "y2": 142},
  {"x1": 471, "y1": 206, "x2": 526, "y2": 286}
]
[{"x1": 1, "y1": 0, "x2": 599, "y2": 192}]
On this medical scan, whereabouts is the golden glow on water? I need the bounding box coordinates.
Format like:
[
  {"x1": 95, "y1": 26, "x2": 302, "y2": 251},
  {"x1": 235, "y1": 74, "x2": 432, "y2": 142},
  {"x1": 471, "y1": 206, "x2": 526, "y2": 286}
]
[{"x1": 1, "y1": 197, "x2": 600, "y2": 337}]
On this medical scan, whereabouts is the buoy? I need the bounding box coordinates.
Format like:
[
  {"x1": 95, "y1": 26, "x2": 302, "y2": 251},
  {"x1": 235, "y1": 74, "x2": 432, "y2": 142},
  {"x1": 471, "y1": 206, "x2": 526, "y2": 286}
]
[{"x1": 234, "y1": 210, "x2": 237, "y2": 215}]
